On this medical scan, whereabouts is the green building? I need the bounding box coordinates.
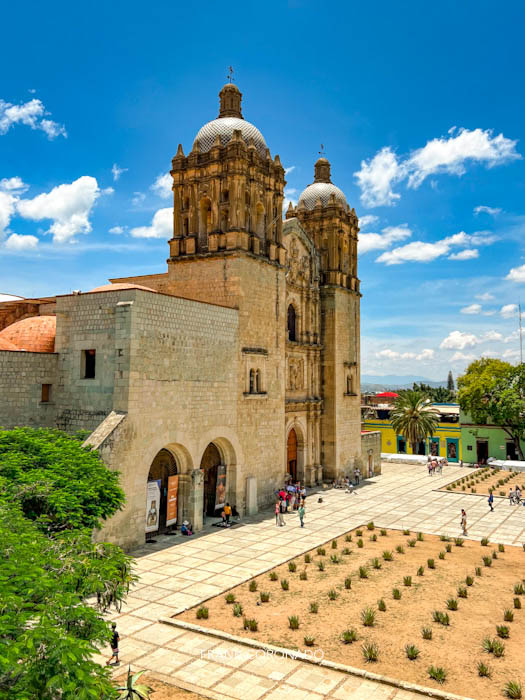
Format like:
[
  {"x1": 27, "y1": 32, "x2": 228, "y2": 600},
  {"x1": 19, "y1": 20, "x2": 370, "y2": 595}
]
[{"x1": 460, "y1": 410, "x2": 525, "y2": 464}]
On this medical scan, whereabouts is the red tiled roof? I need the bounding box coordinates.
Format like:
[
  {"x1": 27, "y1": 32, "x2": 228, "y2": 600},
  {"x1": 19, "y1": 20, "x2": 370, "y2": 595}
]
[{"x1": 0, "y1": 315, "x2": 56, "y2": 352}]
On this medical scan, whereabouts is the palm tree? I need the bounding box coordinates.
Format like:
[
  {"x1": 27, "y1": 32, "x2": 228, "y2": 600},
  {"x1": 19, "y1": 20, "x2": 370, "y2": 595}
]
[{"x1": 390, "y1": 390, "x2": 440, "y2": 454}]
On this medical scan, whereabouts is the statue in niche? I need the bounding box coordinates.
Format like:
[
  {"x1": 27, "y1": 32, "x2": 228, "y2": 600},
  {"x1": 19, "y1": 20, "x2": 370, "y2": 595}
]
[{"x1": 288, "y1": 358, "x2": 304, "y2": 390}]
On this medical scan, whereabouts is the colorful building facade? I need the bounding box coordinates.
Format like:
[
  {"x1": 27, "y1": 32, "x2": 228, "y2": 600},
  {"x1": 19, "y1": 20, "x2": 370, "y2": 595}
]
[{"x1": 460, "y1": 410, "x2": 525, "y2": 464}]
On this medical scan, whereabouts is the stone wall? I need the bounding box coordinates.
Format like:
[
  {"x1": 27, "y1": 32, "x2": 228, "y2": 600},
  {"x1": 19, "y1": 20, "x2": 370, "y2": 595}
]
[
  {"x1": 0, "y1": 350, "x2": 58, "y2": 428},
  {"x1": 361, "y1": 431, "x2": 382, "y2": 477}
]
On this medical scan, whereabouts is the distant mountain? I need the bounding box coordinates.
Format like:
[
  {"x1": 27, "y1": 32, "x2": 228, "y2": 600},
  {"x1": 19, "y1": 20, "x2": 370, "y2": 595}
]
[{"x1": 361, "y1": 374, "x2": 447, "y2": 392}]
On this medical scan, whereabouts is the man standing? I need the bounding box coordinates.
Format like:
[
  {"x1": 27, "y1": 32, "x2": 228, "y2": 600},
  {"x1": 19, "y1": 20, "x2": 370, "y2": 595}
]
[
  {"x1": 106, "y1": 622, "x2": 120, "y2": 666},
  {"x1": 488, "y1": 491, "x2": 494, "y2": 512},
  {"x1": 298, "y1": 502, "x2": 305, "y2": 527},
  {"x1": 460, "y1": 509, "x2": 468, "y2": 536}
]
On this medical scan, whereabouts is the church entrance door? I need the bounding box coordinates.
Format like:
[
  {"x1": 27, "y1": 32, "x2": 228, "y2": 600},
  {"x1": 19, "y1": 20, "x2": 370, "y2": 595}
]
[
  {"x1": 146, "y1": 449, "x2": 178, "y2": 537},
  {"x1": 201, "y1": 443, "x2": 225, "y2": 517},
  {"x1": 287, "y1": 429, "x2": 298, "y2": 481}
]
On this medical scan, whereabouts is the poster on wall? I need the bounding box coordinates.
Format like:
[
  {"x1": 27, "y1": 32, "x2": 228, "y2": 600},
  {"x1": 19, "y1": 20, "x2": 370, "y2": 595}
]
[
  {"x1": 166, "y1": 475, "x2": 179, "y2": 527},
  {"x1": 145, "y1": 480, "x2": 161, "y2": 533},
  {"x1": 215, "y1": 465, "x2": 226, "y2": 511}
]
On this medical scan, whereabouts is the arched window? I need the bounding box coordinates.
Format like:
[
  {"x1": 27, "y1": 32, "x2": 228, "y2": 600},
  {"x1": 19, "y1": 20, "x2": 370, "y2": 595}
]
[
  {"x1": 249, "y1": 369, "x2": 255, "y2": 394},
  {"x1": 255, "y1": 369, "x2": 261, "y2": 393},
  {"x1": 287, "y1": 304, "x2": 297, "y2": 342}
]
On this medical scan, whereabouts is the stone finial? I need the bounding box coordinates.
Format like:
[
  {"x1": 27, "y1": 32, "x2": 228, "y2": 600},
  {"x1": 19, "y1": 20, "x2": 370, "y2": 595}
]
[
  {"x1": 213, "y1": 134, "x2": 221, "y2": 147},
  {"x1": 274, "y1": 154, "x2": 281, "y2": 166},
  {"x1": 191, "y1": 138, "x2": 201, "y2": 153},
  {"x1": 175, "y1": 143, "x2": 185, "y2": 158},
  {"x1": 314, "y1": 157, "x2": 331, "y2": 184},
  {"x1": 218, "y1": 83, "x2": 243, "y2": 119}
]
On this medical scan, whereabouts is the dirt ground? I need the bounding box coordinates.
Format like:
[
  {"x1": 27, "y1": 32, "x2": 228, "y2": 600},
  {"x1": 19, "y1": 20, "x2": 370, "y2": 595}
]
[
  {"x1": 178, "y1": 527, "x2": 525, "y2": 700},
  {"x1": 441, "y1": 467, "x2": 525, "y2": 497},
  {"x1": 115, "y1": 673, "x2": 206, "y2": 699}
]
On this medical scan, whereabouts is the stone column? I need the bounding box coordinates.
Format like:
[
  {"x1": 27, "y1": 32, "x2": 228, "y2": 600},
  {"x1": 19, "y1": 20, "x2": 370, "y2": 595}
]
[{"x1": 189, "y1": 468, "x2": 204, "y2": 531}]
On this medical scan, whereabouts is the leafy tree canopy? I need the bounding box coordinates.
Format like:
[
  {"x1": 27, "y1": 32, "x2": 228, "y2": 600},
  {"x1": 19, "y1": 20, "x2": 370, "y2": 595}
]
[
  {"x1": 412, "y1": 382, "x2": 454, "y2": 403},
  {"x1": 0, "y1": 427, "x2": 124, "y2": 533}
]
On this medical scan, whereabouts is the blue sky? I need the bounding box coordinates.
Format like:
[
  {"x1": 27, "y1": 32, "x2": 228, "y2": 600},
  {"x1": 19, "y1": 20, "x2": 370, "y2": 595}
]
[{"x1": 1, "y1": 1, "x2": 524, "y2": 380}]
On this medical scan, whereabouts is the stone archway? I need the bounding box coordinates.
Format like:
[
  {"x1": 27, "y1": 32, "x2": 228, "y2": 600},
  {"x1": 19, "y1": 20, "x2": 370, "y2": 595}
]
[
  {"x1": 146, "y1": 448, "x2": 178, "y2": 538},
  {"x1": 200, "y1": 442, "x2": 223, "y2": 517},
  {"x1": 285, "y1": 422, "x2": 306, "y2": 484},
  {"x1": 196, "y1": 436, "x2": 238, "y2": 527}
]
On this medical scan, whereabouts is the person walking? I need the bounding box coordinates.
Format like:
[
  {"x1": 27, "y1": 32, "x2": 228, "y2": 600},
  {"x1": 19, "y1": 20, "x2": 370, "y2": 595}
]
[
  {"x1": 106, "y1": 622, "x2": 120, "y2": 666},
  {"x1": 278, "y1": 499, "x2": 286, "y2": 526},
  {"x1": 275, "y1": 501, "x2": 280, "y2": 526},
  {"x1": 460, "y1": 509, "x2": 468, "y2": 536},
  {"x1": 224, "y1": 502, "x2": 232, "y2": 524},
  {"x1": 488, "y1": 491, "x2": 494, "y2": 512},
  {"x1": 298, "y1": 502, "x2": 305, "y2": 527}
]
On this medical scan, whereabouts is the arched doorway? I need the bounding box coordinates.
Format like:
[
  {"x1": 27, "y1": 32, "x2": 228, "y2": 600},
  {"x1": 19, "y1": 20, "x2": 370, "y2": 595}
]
[
  {"x1": 287, "y1": 304, "x2": 297, "y2": 341},
  {"x1": 146, "y1": 449, "x2": 178, "y2": 536},
  {"x1": 287, "y1": 429, "x2": 298, "y2": 481},
  {"x1": 200, "y1": 443, "x2": 226, "y2": 517}
]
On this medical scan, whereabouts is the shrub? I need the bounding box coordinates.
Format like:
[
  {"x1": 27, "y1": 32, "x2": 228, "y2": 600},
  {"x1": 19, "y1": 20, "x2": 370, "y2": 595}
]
[
  {"x1": 317, "y1": 547, "x2": 326, "y2": 556},
  {"x1": 281, "y1": 579, "x2": 289, "y2": 590},
  {"x1": 357, "y1": 538, "x2": 364, "y2": 548},
  {"x1": 428, "y1": 666, "x2": 447, "y2": 684},
  {"x1": 497, "y1": 625, "x2": 510, "y2": 639},
  {"x1": 403, "y1": 529, "x2": 411, "y2": 535},
  {"x1": 288, "y1": 615, "x2": 299, "y2": 630},
  {"x1": 408, "y1": 539, "x2": 416, "y2": 547},
  {"x1": 304, "y1": 553, "x2": 311, "y2": 564},
  {"x1": 514, "y1": 583, "x2": 524, "y2": 595},
  {"x1": 394, "y1": 543, "x2": 405, "y2": 555},
  {"x1": 345, "y1": 534, "x2": 352, "y2": 542},
  {"x1": 342, "y1": 547, "x2": 351, "y2": 555},
  {"x1": 359, "y1": 566, "x2": 369, "y2": 579},
  {"x1": 465, "y1": 575, "x2": 474, "y2": 586},
  {"x1": 439, "y1": 551, "x2": 446, "y2": 560},
  {"x1": 504, "y1": 609, "x2": 514, "y2": 622},
  {"x1": 514, "y1": 598, "x2": 521, "y2": 609},
  {"x1": 499, "y1": 543, "x2": 505, "y2": 553},
  {"x1": 331, "y1": 539, "x2": 338, "y2": 549},
  {"x1": 417, "y1": 532, "x2": 424, "y2": 541},
  {"x1": 341, "y1": 628, "x2": 358, "y2": 644},
  {"x1": 477, "y1": 661, "x2": 491, "y2": 678},
  {"x1": 422, "y1": 626, "x2": 432, "y2": 640},
  {"x1": 225, "y1": 593, "x2": 236, "y2": 604},
  {"x1": 392, "y1": 588, "x2": 402, "y2": 600},
  {"x1": 371, "y1": 557, "x2": 382, "y2": 570},
  {"x1": 356, "y1": 529, "x2": 363, "y2": 537},
  {"x1": 260, "y1": 591, "x2": 270, "y2": 602},
  {"x1": 328, "y1": 588, "x2": 338, "y2": 600},
  {"x1": 462, "y1": 486, "x2": 466, "y2": 491},
  {"x1": 361, "y1": 607, "x2": 376, "y2": 626},
  {"x1": 405, "y1": 644, "x2": 420, "y2": 660},
  {"x1": 233, "y1": 603, "x2": 243, "y2": 617},
  {"x1": 427, "y1": 558, "x2": 435, "y2": 569},
  {"x1": 378, "y1": 598, "x2": 386, "y2": 611},
  {"x1": 404, "y1": 576, "x2": 412, "y2": 587},
  {"x1": 299, "y1": 570, "x2": 307, "y2": 581},
  {"x1": 288, "y1": 561, "x2": 297, "y2": 573},
  {"x1": 249, "y1": 580, "x2": 258, "y2": 592},
  {"x1": 433, "y1": 611, "x2": 450, "y2": 626},
  {"x1": 482, "y1": 637, "x2": 495, "y2": 653},
  {"x1": 417, "y1": 566, "x2": 424, "y2": 576},
  {"x1": 344, "y1": 577, "x2": 352, "y2": 589},
  {"x1": 304, "y1": 635, "x2": 315, "y2": 647},
  {"x1": 504, "y1": 681, "x2": 522, "y2": 699},
  {"x1": 309, "y1": 601, "x2": 318, "y2": 613},
  {"x1": 493, "y1": 639, "x2": 505, "y2": 657},
  {"x1": 446, "y1": 598, "x2": 458, "y2": 611},
  {"x1": 367, "y1": 522, "x2": 375, "y2": 530},
  {"x1": 446, "y1": 544, "x2": 452, "y2": 553},
  {"x1": 454, "y1": 537, "x2": 464, "y2": 547},
  {"x1": 492, "y1": 550, "x2": 498, "y2": 560},
  {"x1": 362, "y1": 642, "x2": 379, "y2": 662},
  {"x1": 458, "y1": 586, "x2": 468, "y2": 598},
  {"x1": 482, "y1": 556, "x2": 492, "y2": 567},
  {"x1": 380, "y1": 529, "x2": 387, "y2": 536},
  {"x1": 269, "y1": 571, "x2": 278, "y2": 581},
  {"x1": 246, "y1": 618, "x2": 258, "y2": 632},
  {"x1": 330, "y1": 554, "x2": 341, "y2": 564},
  {"x1": 440, "y1": 534, "x2": 450, "y2": 542},
  {"x1": 370, "y1": 533, "x2": 377, "y2": 542},
  {"x1": 500, "y1": 491, "x2": 506, "y2": 496},
  {"x1": 475, "y1": 567, "x2": 482, "y2": 577},
  {"x1": 383, "y1": 550, "x2": 393, "y2": 561},
  {"x1": 196, "y1": 606, "x2": 209, "y2": 619},
  {"x1": 317, "y1": 561, "x2": 325, "y2": 571}
]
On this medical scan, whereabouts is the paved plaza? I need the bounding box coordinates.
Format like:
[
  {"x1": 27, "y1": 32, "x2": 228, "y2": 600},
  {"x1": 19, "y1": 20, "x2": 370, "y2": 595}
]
[{"x1": 100, "y1": 462, "x2": 525, "y2": 700}]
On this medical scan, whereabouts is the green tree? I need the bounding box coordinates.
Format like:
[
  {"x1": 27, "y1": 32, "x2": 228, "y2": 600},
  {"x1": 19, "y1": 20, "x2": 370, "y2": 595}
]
[
  {"x1": 457, "y1": 358, "x2": 525, "y2": 460},
  {"x1": 411, "y1": 382, "x2": 453, "y2": 403},
  {"x1": 391, "y1": 390, "x2": 440, "y2": 453},
  {"x1": 0, "y1": 428, "x2": 135, "y2": 699},
  {"x1": 447, "y1": 371, "x2": 455, "y2": 393}
]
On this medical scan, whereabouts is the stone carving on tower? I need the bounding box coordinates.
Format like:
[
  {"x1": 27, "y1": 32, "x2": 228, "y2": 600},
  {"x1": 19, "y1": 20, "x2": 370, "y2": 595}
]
[{"x1": 168, "y1": 83, "x2": 286, "y2": 265}]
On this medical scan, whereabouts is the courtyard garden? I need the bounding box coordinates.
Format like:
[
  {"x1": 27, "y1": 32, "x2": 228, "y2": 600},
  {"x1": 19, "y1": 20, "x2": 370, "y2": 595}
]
[
  {"x1": 441, "y1": 467, "x2": 524, "y2": 497},
  {"x1": 178, "y1": 525, "x2": 525, "y2": 700}
]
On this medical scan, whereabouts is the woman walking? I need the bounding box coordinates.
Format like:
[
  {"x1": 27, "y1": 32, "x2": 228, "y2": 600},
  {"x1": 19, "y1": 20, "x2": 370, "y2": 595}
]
[{"x1": 460, "y1": 508, "x2": 468, "y2": 536}]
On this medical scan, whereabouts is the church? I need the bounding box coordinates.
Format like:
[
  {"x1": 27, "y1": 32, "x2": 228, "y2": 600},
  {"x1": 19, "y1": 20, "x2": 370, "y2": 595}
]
[{"x1": 0, "y1": 83, "x2": 375, "y2": 549}]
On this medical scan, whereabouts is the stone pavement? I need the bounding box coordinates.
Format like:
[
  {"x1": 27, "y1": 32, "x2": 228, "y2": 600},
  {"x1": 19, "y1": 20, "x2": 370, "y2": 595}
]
[{"x1": 99, "y1": 462, "x2": 525, "y2": 699}]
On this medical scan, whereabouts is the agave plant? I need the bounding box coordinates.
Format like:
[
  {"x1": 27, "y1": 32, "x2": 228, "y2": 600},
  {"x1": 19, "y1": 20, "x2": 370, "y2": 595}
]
[{"x1": 117, "y1": 668, "x2": 153, "y2": 700}]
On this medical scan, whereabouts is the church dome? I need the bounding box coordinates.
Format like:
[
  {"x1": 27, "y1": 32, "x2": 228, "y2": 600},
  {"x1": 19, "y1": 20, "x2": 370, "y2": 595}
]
[
  {"x1": 0, "y1": 337, "x2": 18, "y2": 351},
  {"x1": 0, "y1": 315, "x2": 56, "y2": 353},
  {"x1": 193, "y1": 83, "x2": 267, "y2": 158},
  {"x1": 298, "y1": 157, "x2": 348, "y2": 210}
]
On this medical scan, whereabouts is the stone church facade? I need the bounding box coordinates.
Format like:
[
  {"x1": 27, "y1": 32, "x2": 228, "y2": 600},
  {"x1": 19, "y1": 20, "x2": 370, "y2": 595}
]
[{"x1": 0, "y1": 83, "x2": 367, "y2": 550}]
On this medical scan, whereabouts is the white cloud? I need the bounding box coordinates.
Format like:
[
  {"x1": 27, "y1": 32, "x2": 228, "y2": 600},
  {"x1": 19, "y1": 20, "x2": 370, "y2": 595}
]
[
  {"x1": 111, "y1": 163, "x2": 128, "y2": 181},
  {"x1": 355, "y1": 128, "x2": 520, "y2": 207},
  {"x1": 504, "y1": 330, "x2": 519, "y2": 344},
  {"x1": 481, "y1": 349, "x2": 499, "y2": 358},
  {"x1": 506, "y1": 265, "x2": 525, "y2": 283},
  {"x1": 0, "y1": 191, "x2": 16, "y2": 235},
  {"x1": 451, "y1": 351, "x2": 477, "y2": 362},
  {"x1": 376, "y1": 230, "x2": 495, "y2": 266},
  {"x1": 4, "y1": 233, "x2": 39, "y2": 250},
  {"x1": 358, "y1": 214, "x2": 379, "y2": 229},
  {"x1": 151, "y1": 173, "x2": 172, "y2": 198},
  {"x1": 416, "y1": 348, "x2": 434, "y2": 361},
  {"x1": 375, "y1": 347, "x2": 434, "y2": 361},
  {"x1": 109, "y1": 225, "x2": 126, "y2": 235},
  {"x1": 16, "y1": 176, "x2": 100, "y2": 244},
  {"x1": 284, "y1": 166, "x2": 295, "y2": 176},
  {"x1": 354, "y1": 147, "x2": 402, "y2": 207},
  {"x1": 284, "y1": 188, "x2": 298, "y2": 210},
  {"x1": 440, "y1": 331, "x2": 479, "y2": 350},
  {"x1": 449, "y1": 249, "x2": 479, "y2": 260},
  {"x1": 502, "y1": 348, "x2": 520, "y2": 360},
  {"x1": 460, "y1": 303, "x2": 482, "y2": 314},
  {"x1": 483, "y1": 330, "x2": 503, "y2": 341},
  {"x1": 0, "y1": 98, "x2": 66, "y2": 139},
  {"x1": 474, "y1": 205, "x2": 501, "y2": 216},
  {"x1": 130, "y1": 207, "x2": 172, "y2": 239},
  {"x1": 501, "y1": 303, "x2": 518, "y2": 318},
  {"x1": 131, "y1": 192, "x2": 146, "y2": 206},
  {"x1": 0, "y1": 177, "x2": 28, "y2": 194},
  {"x1": 359, "y1": 225, "x2": 412, "y2": 255},
  {"x1": 476, "y1": 292, "x2": 494, "y2": 301}
]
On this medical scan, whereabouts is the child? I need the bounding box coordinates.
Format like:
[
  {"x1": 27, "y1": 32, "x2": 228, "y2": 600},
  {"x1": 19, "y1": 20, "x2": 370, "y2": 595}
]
[{"x1": 106, "y1": 622, "x2": 120, "y2": 666}]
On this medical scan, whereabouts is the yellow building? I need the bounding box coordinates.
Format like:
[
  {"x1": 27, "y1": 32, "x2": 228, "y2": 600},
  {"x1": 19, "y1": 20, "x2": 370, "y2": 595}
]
[{"x1": 362, "y1": 403, "x2": 461, "y2": 462}]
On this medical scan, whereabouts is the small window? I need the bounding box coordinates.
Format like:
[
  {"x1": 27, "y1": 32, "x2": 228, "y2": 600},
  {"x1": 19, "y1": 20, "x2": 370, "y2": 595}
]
[
  {"x1": 287, "y1": 305, "x2": 297, "y2": 342},
  {"x1": 41, "y1": 384, "x2": 51, "y2": 403},
  {"x1": 249, "y1": 368, "x2": 255, "y2": 394},
  {"x1": 83, "y1": 349, "x2": 96, "y2": 379},
  {"x1": 255, "y1": 369, "x2": 261, "y2": 393}
]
